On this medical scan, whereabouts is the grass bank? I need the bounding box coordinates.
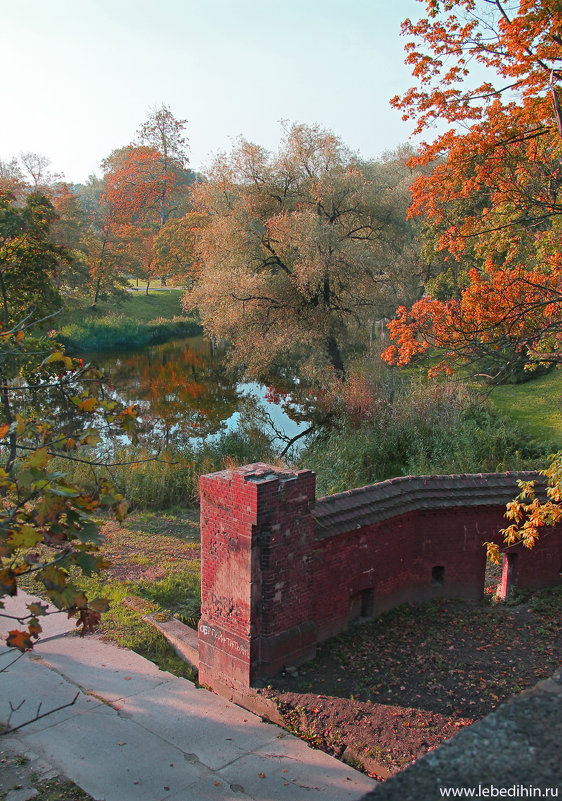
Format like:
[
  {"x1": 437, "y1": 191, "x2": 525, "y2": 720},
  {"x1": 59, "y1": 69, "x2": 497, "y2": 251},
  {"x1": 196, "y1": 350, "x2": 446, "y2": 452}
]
[
  {"x1": 52, "y1": 426, "x2": 277, "y2": 512},
  {"x1": 19, "y1": 509, "x2": 202, "y2": 681},
  {"x1": 489, "y1": 368, "x2": 562, "y2": 448},
  {"x1": 77, "y1": 510, "x2": 201, "y2": 680},
  {"x1": 57, "y1": 290, "x2": 201, "y2": 353},
  {"x1": 301, "y1": 377, "x2": 552, "y2": 497}
]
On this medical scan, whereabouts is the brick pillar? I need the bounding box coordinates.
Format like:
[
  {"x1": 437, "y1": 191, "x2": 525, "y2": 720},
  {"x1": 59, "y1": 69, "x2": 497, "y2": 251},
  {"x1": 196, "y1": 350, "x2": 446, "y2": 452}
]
[{"x1": 198, "y1": 463, "x2": 316, "y2": 695}]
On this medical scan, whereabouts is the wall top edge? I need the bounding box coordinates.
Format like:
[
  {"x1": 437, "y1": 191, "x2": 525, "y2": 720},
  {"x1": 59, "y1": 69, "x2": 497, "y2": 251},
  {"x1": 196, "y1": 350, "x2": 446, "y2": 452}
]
[{"x1": 312, "y1": 471, "x2": 545, "y2": 538}]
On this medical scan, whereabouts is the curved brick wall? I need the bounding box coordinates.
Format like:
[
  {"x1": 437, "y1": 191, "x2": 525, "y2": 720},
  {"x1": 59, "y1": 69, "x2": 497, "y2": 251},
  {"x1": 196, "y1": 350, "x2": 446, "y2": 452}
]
[{"x1": 198, "y1": 464, "x2": 562, "y2": 696}]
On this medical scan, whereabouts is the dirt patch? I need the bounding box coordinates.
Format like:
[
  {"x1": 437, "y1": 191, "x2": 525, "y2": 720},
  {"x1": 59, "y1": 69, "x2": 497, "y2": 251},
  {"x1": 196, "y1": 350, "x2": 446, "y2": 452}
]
[
  {"x1": 100, "y1": 516, "x2": 200, "y2": 583},
  {"x1": 271, "y1": 693, "x2": 470, "y2": 779},
  {"x1": 265, "y1": 591, "x2": 562, "y2": 780},
  {"x1": 0, "y1": 741, "x2": 95, "y2": 801}
]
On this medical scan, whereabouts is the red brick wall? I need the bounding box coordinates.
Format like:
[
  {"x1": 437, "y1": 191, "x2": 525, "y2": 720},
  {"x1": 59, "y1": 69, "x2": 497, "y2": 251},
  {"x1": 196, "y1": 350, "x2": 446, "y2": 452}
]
[
  {"x1": 199, "y1": 465, "x2": 562, "y2": 695},
  {"x1": 198, "y1": 464, "x2": 316, "y2": 690}
]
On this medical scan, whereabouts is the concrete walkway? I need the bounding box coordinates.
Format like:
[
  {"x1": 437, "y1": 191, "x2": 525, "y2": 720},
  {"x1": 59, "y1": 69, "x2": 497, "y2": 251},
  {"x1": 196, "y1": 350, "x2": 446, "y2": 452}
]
[{"x1": 0, "y1": 593, "x2": 375, "y2": 801}]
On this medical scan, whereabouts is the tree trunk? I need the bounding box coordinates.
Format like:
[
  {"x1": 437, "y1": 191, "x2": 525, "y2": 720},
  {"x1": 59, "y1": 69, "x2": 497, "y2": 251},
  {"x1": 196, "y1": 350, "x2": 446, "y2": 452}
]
[
  {"x1": 0, "y1": 270, "x2": 10, "y2": 327},
  {"x1": 92, "y1": 275, "x2": 102, "y2": 309},
  {"x1": 327, "y1": 335, "x2": 345, "y2": 376},
  {"x1": 1, "y1": 368, "x2": 17, "y2": 475},
  {"x1": 145, "y1": 279, "x2": 150, "y2": 296}
]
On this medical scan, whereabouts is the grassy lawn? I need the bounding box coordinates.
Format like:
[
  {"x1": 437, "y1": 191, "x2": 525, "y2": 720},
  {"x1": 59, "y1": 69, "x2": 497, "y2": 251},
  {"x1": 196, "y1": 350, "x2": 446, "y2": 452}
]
[
  {"x1": 20, "y1": 509, "x2": 201, "y2": 681},
  {"x1": 488, "y1": 369, "x2": 562, "y2": 448},
  {"x1": 56, "y1": 290, "x2": 201, "y2": 352},
  {"x1": 80, "y1": 509, "x2": 201, "y2": 679}
]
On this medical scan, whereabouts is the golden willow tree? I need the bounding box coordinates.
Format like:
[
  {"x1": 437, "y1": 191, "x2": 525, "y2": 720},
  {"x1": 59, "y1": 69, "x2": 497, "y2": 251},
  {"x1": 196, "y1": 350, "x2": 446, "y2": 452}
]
[
  {"x1": 381, "y1": 0, "x2": 562, "y2": 555},
  {"x1": 185, "y1": 124, "x2": 426, "y2": 379}
]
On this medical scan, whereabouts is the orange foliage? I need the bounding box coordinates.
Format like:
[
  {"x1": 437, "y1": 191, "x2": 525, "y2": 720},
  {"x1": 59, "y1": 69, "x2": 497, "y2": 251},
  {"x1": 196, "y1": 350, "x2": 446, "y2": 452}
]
[
  {"x1": 104, "y1": 147, "x2": 170, "y2": 228},
  {"x1": 385, "y1": 0, "x2": 562, "y2": 375}
]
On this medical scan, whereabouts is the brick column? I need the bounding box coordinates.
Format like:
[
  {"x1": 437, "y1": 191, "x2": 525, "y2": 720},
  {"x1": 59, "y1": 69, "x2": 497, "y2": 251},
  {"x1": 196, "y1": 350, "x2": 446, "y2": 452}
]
[{"x1": 198, "y1": 463, "x2": 316, "y2": 695}]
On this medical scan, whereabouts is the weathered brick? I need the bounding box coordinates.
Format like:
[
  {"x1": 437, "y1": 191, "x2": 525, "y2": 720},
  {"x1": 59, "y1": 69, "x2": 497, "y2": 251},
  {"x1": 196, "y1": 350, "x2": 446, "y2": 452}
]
[{"x1": 199, "y1": 464, "x2": 562, "y2": 696}]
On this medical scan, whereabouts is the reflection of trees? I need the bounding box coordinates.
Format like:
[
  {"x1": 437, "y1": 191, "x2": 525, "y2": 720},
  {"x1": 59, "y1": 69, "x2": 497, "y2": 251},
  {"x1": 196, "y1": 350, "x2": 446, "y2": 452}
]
[{"x1": 91, "y1": 337, "x2": 241, "y2": 448}]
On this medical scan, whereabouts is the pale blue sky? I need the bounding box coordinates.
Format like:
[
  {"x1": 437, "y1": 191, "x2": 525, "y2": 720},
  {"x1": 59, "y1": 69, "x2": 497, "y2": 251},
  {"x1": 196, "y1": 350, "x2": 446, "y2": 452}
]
[{"x1": 1, "y1": 0, "x2": 424, "y2": 183}]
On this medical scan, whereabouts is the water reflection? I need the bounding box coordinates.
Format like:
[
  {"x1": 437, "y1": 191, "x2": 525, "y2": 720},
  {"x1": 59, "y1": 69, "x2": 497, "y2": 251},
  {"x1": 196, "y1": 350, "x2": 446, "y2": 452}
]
[{"x1": 85, "y1": 337, "x2": 308, "y2": 450}]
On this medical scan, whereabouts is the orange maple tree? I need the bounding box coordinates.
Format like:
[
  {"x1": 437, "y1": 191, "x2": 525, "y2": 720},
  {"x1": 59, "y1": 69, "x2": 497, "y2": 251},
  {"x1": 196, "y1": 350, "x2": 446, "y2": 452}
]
[
  {"x1": 102, "y1": 145, "x2": 192, "y2": 289},
  {"x1": 382, "y1": 0, "x2": 562, "y2": 381}
]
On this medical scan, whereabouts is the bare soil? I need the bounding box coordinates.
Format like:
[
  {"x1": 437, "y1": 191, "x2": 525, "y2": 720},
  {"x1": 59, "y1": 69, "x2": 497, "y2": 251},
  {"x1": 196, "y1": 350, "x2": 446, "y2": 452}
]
[
  {"x1": 265, "y1": 589, "x2": 562, "y2": 780},
  {"x1": 0, "y1": 745, "x2": 95, "y2": 801}
]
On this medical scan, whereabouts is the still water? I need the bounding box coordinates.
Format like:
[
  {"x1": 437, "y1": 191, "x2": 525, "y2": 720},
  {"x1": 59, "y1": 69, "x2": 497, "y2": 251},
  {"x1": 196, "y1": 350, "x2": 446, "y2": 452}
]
[{"x1": 86, "y1": 336, "x2": 308, "y2": 451}]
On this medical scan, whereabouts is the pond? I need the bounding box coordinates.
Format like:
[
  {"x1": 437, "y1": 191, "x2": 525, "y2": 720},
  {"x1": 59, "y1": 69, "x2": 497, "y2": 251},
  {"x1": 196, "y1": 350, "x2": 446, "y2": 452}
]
[{"x1": 85, "y1": 336, "x2": 309, "y2": 452}]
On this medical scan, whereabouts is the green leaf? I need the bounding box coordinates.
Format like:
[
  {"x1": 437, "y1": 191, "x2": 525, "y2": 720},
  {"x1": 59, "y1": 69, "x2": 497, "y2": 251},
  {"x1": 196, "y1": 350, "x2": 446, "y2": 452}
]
[
  {"x1": 24, "y1": 447, "x2": 49, "y2": 469},
  {"x1": 8, "y1": 525, "x2": 43, "y2": 549},
  {"x1": 40, "y1": 564, "x2": 67, "y2": 592},
  {"x1": 89, "y1": 597, "x2": 110, "y2": 613},
  {"x1": 49, "y1": 484, "x2": 79, "y2": 498},
  {"x1": 74, "y1": 551, "x2": 102, "y2": 576},
  {"x1": 27, "y1": 602, "x2": 49, "y2": 616},
  {"x1": 74, "y1": 519, "x2": 102, "y2": 544}
]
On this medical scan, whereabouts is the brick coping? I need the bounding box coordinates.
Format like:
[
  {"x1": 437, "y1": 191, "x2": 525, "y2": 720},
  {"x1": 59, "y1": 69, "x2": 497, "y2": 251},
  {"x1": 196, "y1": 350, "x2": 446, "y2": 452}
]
[{"x1": 312, "y1": 471, "x2": 545, "y2": 538}]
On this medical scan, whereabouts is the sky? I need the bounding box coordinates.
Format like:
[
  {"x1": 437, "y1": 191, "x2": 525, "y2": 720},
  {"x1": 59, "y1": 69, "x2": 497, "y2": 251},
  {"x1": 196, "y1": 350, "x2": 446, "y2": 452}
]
[{"x1": 1, "y1": 0, "x2": 425, "y2": 184}]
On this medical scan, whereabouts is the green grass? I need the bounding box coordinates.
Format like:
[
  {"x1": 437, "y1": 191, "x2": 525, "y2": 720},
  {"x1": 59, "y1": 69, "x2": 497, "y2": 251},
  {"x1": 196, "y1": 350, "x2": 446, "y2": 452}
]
[
  {"x1": 77, "y1": 576, "x2": 199, "y2": 680},
  {"x1": 19, "y1": 510, "x2": 201, "y2": 681},
  {"x1": 488, "y1": 369, "x2": 562, "y2": 448},
  {"x1": 79, "y1": 510, "x2": 202, "y2": 679},
  {"x1": 301, "y1": 379, "x2": 551, "y2": 497},
  {"x1": 52, "y1": 428, "x2": 276, "y2": 512},
  {"x1": 56, "y1": 290, "x2": 201, "y2": 352}
]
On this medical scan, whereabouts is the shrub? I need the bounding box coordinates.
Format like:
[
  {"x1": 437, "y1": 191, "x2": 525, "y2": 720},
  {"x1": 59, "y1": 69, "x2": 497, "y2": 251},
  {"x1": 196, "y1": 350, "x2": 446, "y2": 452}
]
[
  {"x1": 301, "y1": 377, "x2": 551, "y2": 496},
  {"x1": 52, "y1": 426, "x2": 276, "y2": 511}
]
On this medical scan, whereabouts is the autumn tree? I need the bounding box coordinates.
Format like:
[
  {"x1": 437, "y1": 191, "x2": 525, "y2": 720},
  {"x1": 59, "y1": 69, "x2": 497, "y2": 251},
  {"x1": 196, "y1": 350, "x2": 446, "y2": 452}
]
[
  {"x1": 0, "y1": 159, "x2": 25, "y2": 197},
  {"x1": 0, "y1": 191, "x2": 66, "y2": 326},
  {"x1": 382, "y1": 0, "x2": 562, "y2": 553},
  {"x1": 19, "y1": 152, "x2": 62, "y2": 191},
  {"x1": 136, "y1": 104, "x2": 190, "y2": 227},
  {"x1": 153, "y1": 211, "x2": 208, "y2": 285},
  {"x1": 0, "y1": 194, "x2": 137, "y2": 654},
  {"x1": 73, "y1": 175, "x2": 130, "y2": 308},
  {"x1": 382, "y1": 0, "x2": 562, "y2": 381},
  {"x1": 102, "y1": 110, "x2": 193, "y2": 288},
  {"x1": 186, "y1": 124, "x2": 424, "y2": 379}
]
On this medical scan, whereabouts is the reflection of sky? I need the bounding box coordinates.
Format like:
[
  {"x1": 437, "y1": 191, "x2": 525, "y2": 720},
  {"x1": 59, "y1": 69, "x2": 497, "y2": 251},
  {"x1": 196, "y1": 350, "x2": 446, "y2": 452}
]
[
  {"x1": 198, "y1": 382, "x2": 309, "y2": 452},
  {"x1": 88, "y1": 339, "x2": 310, "y2": 452},
  {"x1": 236, "y1": 382, "x2": 308, "y2": 448}
]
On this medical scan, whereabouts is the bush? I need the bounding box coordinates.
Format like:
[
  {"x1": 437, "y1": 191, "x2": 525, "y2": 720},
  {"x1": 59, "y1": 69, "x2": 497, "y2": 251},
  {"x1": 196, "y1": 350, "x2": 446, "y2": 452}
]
[
  {"x1": 301, "y1": 377, "x2": 551, "y2": 496},
  {"x1": 53, "y1": 426, "x2": 276, "y2": 511},
  {"x1": 58, "y1": 313, "x2": 201, "y2": 352}
]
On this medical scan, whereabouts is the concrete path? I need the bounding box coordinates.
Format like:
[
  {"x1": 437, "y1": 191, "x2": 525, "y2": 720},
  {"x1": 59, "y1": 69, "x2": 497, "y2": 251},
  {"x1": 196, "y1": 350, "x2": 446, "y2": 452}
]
[{"x1": 0, "y1": 593, "x2": 375, "y2": 801}]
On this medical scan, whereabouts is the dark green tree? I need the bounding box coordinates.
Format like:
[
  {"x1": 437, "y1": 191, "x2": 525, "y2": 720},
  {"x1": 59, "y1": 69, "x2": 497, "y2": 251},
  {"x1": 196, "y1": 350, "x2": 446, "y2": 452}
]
[{"x1": 0, "y1": 192, "x2": 66, "y2": 327}]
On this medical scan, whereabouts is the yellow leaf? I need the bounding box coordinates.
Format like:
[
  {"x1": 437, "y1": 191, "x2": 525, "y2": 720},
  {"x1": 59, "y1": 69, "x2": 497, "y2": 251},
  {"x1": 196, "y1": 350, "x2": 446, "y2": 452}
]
[
  {"x1": 77, "y1": 397, "x2": 98, "y2": 413},
  {"x1": 8, "y1": 525, "x2": 43, "y2": 548},
  {"x1": 24, "y1": 447, "x2": 49, "y2": 469},
  {"x1": 44, "y1": 351, "x2": 65, "y2": 365}
]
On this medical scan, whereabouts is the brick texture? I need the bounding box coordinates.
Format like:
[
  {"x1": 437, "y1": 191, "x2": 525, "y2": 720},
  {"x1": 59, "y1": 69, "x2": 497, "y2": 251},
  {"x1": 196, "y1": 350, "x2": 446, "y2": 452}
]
[{"x1": 199, "y1": 465, "x2": 562, "y2": 696}]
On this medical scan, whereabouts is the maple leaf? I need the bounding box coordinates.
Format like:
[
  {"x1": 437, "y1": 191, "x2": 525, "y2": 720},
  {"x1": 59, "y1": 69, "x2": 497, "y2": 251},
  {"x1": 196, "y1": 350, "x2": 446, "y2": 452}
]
[{"x1": 6, "y1": 629, "x2": 32, "y2": 651}]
